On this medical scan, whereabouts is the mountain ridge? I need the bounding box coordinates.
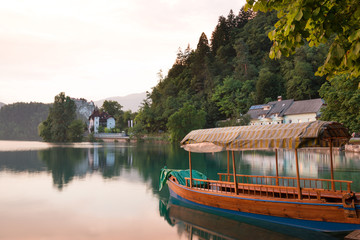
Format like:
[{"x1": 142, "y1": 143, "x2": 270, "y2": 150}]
[{"x1": 94, "y1": 92, "x2": 146, "y2": 112}]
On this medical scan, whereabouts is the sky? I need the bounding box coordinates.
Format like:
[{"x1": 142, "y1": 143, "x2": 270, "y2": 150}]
[{"x1": 0, "y1": 0, "x2": 246, "y2": 104}]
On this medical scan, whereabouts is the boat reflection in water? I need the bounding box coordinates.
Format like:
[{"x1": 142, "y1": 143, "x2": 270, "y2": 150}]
[{"x1": 160, "y1": 197, "x2": 345, "y2": 240}]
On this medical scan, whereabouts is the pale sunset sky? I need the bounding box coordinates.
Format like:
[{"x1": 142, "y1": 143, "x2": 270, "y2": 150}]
[{"x1": 0, "y1": 0, "x2": 246, "y2": 104}]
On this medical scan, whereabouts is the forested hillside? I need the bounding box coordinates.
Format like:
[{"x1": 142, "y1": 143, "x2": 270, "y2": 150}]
[
  {"x1": 135, "y1": 9, "x2": 329, "y2": 141},
  {"x1": 0, "y1": 103, "x2": 50, "y2": 140}
]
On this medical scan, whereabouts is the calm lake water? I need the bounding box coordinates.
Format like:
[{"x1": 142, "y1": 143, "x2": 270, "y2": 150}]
[{"x1": 0, "y1": 140, "x2": 360, "y2": 240}]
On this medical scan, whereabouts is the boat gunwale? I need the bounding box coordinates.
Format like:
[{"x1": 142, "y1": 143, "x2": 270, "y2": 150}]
[
  {"x1": 168, "y1": 185, "x2": 360, "y2": 232},
  {"x1": 167, "y1": 177, "x2": 355, "y2": 207}
]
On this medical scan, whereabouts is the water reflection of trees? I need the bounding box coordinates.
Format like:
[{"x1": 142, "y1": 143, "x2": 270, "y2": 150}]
[
  {"x1": 38, "y1": 147, "x2": 87, "y2": 190},
  {"x1": 2, "y1": 143, "x2": 360, "y2": 193},
  {"x1": 37, "y1": 144, "x2": 128, "y2": 190}
]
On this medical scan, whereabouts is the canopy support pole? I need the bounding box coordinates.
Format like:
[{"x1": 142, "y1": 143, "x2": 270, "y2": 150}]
[
  {"x1": 329, "y1": 139, "x2": 335, "y2": 191},
  {"x1": 189, "y1": 151, "x2": 193, "y2": 188},
  {"x1": 232, "y1": 151, "x2": 238, "y2": 195},
  {"x1": 227, "y1": 151, "x2": 230, "y2": 182},
  {"x1": 295, "y1": 149, "x2": 302, "y2": 200},
  {"x1": 275, "y1": 149, "x2": 279, "y2": 186}
]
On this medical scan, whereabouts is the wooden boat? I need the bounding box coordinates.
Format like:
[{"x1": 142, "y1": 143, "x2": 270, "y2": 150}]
[{"x1": 160, "y1": 121, "x2": 360, "y2": 232}]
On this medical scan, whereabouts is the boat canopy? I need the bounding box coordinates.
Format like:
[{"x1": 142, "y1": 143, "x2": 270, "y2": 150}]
[{"x1": 181, "y1": 121, "x2": 350, "y2": 153}]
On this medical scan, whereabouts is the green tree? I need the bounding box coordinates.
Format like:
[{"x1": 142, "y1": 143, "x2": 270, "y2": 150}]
[
  {"x1": 246, "y1": 0, "x2": 360, "y2": 78},
  {"x1": 51, "y1": 92, "x2": 76, "y2": 142},
  {"x1": 167, "y1": 103, "x2": 206, "y2": 142},
  {"x1": 190, "y1": 32, "x2": 211, "y2": 94},
  {"x1": 101, "y1": 100, "x2": 123, "y2": 117},
  {"x1": 39, "y1": 92, "x2": 77, "y2": 142},
  {"x1": 135, "y1": 93, "x2": 157, "y2": 133},
  {"x1": 67, "y1": 120, "x2": 85, "y2": 142},
  {"x1": 256, "y1": 68, "x2": 284, "y2": 103},
  {"x1": 281, "y1": 44, "x2": 327, "y2": 100},
  {"x1": 212, "y1": 76, "x2": 243, "y2": 117},
  {"x1": 211, "y1": 16, "x2": 231, "y2": 55},
  {"x1": 117, "y1": 110, "x2": 135, "y2": 132},
  {"x1": 319, "y1": 75, "x2": 360, "y2": 133},
  {"x1": 128, "y1": 122, "x2": 146, "y2": 140},
  {"x1": 38, "y1": 120, "x2": 52, "y2": 142}
]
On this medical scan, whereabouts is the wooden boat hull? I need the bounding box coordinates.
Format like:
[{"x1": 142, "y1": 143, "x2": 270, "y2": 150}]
[
  {"x1": 167, "y1": 197, "x2": 340, "y2": 239},
  {"x1": 167, "y1": 178, "x2": 360, "y2": 232}
]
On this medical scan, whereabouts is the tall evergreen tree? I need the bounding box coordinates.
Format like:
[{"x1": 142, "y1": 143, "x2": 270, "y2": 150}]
[
  {"x1": 211, "y1": 16, "x2": 230, "y2": 55},
  {"x1": 190, "y1": 32, "x2": 211, "y2": 94},
  {"x1": 50, "y1": 93, "x2": 76, "y2": 142},
  {"x1": 39, "y1": 92, "x2": 78, "y2": 142}
]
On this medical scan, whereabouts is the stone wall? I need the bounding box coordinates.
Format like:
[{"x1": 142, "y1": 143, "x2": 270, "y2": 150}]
[{"x1": 94, "y1": 133, "x2": 127, "y2": 138}]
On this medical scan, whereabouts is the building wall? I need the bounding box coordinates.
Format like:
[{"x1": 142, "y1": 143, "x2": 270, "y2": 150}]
[
  {"x1": 107, "y1": 117, "x2": 115, "y2": 129},
  {"x1": 284, "y1": 113, "x2": 317, "y2": 124},
  {"x1": 250, "y1": 120, "x2": 261, "y2": 125},
  {"x1": 88, "y1": 119, "x2": 94, "y2": 133},
  {"x1": 250, "y1": 118, "x2": 283, "y2": 125},
  {"x1": 94, "y1": 117, "x2": 100, "y2": 133}
]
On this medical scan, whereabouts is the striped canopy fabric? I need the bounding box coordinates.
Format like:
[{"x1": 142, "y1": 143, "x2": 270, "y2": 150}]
[{"x1": 181, "y1": 121, "x2": 350, "y2": 152}]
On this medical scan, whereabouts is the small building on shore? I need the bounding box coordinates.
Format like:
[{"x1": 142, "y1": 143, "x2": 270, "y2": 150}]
[
  {"x1": 247, "y1": 96, "x2": 293, "y2": 125},
  {"x1": 283, "y1": 98, "x2": 324, "y2": 123},
  {"x1": 88, "y1": 110, "x2": 115, "y2": 133},
  {"x1": 247, "y1": 97, "x2": 325, "y2": 125}
]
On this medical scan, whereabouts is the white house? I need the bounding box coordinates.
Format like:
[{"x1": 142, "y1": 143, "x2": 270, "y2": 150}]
[
  {"x1": 247, "y1": 97, "x2": 325, "y2": 125},
  {"x1": 283, "y1": 98, "x2": 324, "y2": 123},
  {"x1": 88, "y1": 110, "x2": 116, "y2": 133},
  {"x1": 247, "y1": 97, "x2": 294, "y2": 125}
]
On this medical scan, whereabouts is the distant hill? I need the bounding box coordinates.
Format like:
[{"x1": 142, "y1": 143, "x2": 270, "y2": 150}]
[
  {"x1": 0, "y1": 102, "x2": 50, "y2": 140},
  {"x1": 0, "y1": 102, "x2": 5, "y2": 109},
  {"x1": 0, "y1": 99, "x2": 96, "y2": 141},
  {"x1": 94, "y1": 92, "x2": 147, "y2": 112}
]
